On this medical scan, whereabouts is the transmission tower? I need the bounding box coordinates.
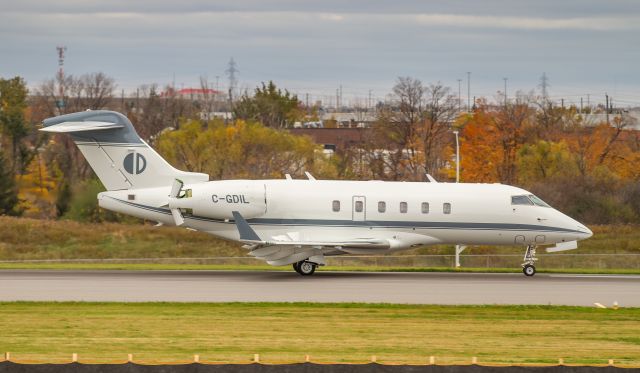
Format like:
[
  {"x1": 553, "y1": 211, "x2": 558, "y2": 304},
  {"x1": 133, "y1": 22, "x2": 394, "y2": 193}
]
[
  {"x1": 56, "y1": 45, "x2": 67, "y2": 110},
  {"x1": 539, "y1": 72, "x2": 550, "y2": 100},
  {"x1": 226, "y1": 57, "x2": 239, "y2": 103}
]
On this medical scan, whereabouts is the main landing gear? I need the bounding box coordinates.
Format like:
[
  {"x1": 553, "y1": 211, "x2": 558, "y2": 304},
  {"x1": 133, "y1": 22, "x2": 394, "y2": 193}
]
[
  {"x1": 522, "y1": 245, "x2": 538, "y2": 277},
  {"x1": 293, "y1": 260, "x2": 317, "y2": 276}
]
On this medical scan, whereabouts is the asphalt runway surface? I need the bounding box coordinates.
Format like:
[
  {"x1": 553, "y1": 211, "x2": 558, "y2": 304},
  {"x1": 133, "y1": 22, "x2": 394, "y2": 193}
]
[{"x1": 0, "y1": 270, "x2": 638, "y2": 306}]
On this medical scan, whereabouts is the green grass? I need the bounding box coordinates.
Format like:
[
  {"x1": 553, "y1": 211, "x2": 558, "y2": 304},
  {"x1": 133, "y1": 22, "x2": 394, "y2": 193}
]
[
  {"x1": 0, "y1": 262, "x2": 640, "y2": 274},
  {"x1": 0, "y1": 302, "x2": 638, "y2": 366}
]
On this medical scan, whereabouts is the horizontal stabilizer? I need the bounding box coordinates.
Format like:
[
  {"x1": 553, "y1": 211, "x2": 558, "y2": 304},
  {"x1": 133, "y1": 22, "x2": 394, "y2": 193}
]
[
  {"x1": 40, "y1": 121, "x2": 124, "y2": 133},
  {"x1": 546, "y1": 240, "x2": 578, "y2": 253}
]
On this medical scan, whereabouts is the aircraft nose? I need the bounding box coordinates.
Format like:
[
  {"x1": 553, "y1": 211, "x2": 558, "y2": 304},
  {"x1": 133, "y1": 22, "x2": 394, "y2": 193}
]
[{"x1": 576, "y1": 224, "x2": 592, "y2": 239}]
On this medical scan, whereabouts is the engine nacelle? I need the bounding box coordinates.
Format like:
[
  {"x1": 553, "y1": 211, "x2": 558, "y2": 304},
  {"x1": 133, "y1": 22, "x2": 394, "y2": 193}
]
[{"x1": 169, "y1": 180, "x2": 267, "y2": 220}]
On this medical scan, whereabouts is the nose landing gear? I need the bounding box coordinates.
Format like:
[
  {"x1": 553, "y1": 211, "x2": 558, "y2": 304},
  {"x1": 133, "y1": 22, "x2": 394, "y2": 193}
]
[
  {"x1": 293, "y1": 260, "x2": 317, "y2": 276},
  {"x1": 522, "y1": 245, "x2": 538, "y2": 276}
]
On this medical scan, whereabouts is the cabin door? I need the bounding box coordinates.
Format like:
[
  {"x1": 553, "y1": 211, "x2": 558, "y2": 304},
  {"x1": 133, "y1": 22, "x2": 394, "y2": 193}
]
[{"x1": 352, "y1": 196, "x2": 366, "y2": 221}]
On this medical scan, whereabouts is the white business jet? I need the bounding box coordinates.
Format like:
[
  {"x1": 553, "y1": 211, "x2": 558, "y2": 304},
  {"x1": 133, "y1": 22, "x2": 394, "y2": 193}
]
[{"x1": 41, "y1": 111, "x2": 592, "y2": 276}]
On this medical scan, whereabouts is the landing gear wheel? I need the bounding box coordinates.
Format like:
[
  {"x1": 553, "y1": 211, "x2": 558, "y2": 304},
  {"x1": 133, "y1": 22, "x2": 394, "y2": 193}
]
[
  {"x1": 296, "y1": 261, "x2": 317, "y2": 276},
  {"x1": 523, "y1": 264, "x2": 536, "y2": 277},
  {"x1": 292, "y1": 262, "x2": 301, "y2": 274},
  {"x1": 521, "y1": 245, "x2": 538, "y2": 277}
]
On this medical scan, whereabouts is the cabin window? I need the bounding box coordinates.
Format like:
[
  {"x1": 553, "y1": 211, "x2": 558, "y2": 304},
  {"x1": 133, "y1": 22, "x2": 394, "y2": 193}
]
[
  {"x1": 127, "y1": 194, "x2": 135, "y2": 201},
  {"x1": 443, "y1": 202, "x2": 451, "y2": 214},
  {"x1": 355, "y1": 200, "x2": 363, "y2": 212},
  {"x1": 511, "y1": 195, "x2": 533, "y2": 205},
  {"x1": 400, "y1": 202, "x2": 408, "y2": 213},
  {"x1": 332, "y1": 200, "x2": 341, "y2": 212},
  {"x1": 378, "y1": 201, "x2": 386, "y2": 213},
  {"x1": 529, "y1": 194, "x2": 551, "y2": 208},
  {"x1": 421, "y1": 202, "x2": 429, "y2": 214}
]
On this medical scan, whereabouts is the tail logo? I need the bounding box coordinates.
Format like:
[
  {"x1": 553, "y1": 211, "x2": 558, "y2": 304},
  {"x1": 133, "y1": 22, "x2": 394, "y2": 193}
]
[{"x1": 123, "y1": 152, "x2": 147, "y2": 175}]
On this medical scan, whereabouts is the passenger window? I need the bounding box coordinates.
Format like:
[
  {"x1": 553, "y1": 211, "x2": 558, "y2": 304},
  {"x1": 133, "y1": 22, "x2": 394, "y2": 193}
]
[
  {"x1": 443, "y1": 203, "x2": 451, "y2": 214},
  {"x1": 332, "y1": 200, "x2": 340, "y2": 212},
  {"x1": 421, "y1": 202, "x2": 429, "y2": 214},
  {"x1": 355, "y1": 200, "x2": 363, "y2": 212},
  {"x1": 128, "y1": 194, "x2": 135, "y2": 201},
  {"x1": 511, "y1": 195, "x2": 533, "y2": 205},
  {"x1": 400, "y1": 202, "x2": 408, "y2": 213},
  {"x1": 378, "y1": 201, "x2": 386, "y2": 213}
]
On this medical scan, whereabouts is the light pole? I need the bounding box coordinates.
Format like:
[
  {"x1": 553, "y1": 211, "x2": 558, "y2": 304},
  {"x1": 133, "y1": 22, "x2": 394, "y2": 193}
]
[
  {"x1": 453, "y1": 130, "x2": 465, "y2": 267},
  {"x1": 453, "y1": 130, "x2": 460, "y2": 183},
  {"x1": 457, "y1": 79, "x2": 462, "y2": 113}
]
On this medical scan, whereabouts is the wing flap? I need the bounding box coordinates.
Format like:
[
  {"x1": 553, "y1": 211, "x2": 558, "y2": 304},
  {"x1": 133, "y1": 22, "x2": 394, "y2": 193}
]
[{"x1": 244, "y1": 238, "x2": 390, "y2": 250}]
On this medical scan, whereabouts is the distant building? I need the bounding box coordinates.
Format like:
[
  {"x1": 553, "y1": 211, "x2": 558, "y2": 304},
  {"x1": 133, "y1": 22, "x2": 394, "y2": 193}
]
[
  {"x1": 288, "y1": 127, "x2": 369, "y2": 154},
  {"x1": 320, "y1": 112, "x2": 376, "y2": 128},
  {"x1": 580, "y1": 110, "x2": 640, "y2": 130},
  {"x1": 161, "y1": 88, "x2": 223, "y2": 100}
]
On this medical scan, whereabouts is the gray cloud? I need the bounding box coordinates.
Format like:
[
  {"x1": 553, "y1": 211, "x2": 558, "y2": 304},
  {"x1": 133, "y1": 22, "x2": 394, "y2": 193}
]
[{"x1": 1, "y1": 0, "x2": 638, "y2": 105}]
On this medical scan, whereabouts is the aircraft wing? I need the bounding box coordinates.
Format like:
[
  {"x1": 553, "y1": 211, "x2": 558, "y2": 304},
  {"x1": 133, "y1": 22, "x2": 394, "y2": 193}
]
[
  {"x1": 233, "y1": 211, "x2": 388, "y2": 248},
  {"x1": 232, "y1": 211, "x2": 391, "y2": 265}
]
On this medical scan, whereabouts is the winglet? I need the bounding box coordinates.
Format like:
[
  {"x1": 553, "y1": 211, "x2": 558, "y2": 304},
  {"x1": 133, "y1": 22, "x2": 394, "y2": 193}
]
[{"x1": 232, "y1": 211, "x2": 262, "y2": 241}]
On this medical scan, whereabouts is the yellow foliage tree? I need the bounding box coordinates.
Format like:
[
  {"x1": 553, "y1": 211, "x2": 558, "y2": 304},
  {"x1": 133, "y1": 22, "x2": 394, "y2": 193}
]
[
  {"x1": 156, "y1": 119, "x2": 338, "y2": 180},
  {"x1": 17, "y1": 153, "x2": 57, "y2": 217}
]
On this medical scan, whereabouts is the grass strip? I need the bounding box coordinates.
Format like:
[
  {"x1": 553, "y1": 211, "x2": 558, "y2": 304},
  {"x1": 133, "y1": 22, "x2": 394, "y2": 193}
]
[{"x1": 0, "y1": 302, "x2": 638, "y2": 366}]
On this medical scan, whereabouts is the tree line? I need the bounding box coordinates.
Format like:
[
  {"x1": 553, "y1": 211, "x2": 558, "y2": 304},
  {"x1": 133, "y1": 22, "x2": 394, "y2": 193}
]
[{"x1": 0, "y1": 73, "x2": 638, "y2": 224}]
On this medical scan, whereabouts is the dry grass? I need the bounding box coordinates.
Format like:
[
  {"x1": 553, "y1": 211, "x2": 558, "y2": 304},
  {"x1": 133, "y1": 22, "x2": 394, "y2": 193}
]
[
  {"x1": 0, "y1": 302, "x2": 638, "y2": 366},
  {"x1": 0, "y1": 217, "x2": 639, "y2": 270},
  {"x1": 0, "y1": 216, "x2": 244, "y2": 260}
]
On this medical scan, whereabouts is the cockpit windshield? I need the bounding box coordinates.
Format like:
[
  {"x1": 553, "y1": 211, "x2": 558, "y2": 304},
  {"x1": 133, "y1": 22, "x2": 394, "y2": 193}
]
[
  {"x1": 528, "y1": 194, "x2": 550, "y2": 207},
  {"x1": 511, "y1": 195, "x2": 533, "y2": 205},
  {"x1": 511, "y1": 194, "x2": 551, "y2": 207}
]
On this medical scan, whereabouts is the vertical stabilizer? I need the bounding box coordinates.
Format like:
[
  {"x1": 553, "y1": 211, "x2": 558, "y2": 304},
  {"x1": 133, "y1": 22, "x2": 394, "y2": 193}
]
[{"x1": 41, "y1": 110, "x2": 208, "y2": 190}]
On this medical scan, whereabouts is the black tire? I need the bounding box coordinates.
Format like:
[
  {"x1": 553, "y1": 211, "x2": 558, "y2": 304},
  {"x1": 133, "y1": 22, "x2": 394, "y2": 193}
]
[
  {"x1": 292, "y1": 262, "x2": 301, "y2": 274},
  {"x1": 523, "y1": 264, "x2": 536, "y2": 277},
  {"x1": 297, "y1": 261, "x2": 316, "y2": 276}
]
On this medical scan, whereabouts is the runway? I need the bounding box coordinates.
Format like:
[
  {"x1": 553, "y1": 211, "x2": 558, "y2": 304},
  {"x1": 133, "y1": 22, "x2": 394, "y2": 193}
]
[{"x1": 0, "y1": 270, "x2": 638, "y2": 306}]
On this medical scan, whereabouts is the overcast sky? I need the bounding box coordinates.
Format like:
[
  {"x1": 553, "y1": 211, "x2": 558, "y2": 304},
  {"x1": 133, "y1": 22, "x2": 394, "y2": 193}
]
[{"x1": 1, "y1": 0, "x2": 639, "y2": 107}]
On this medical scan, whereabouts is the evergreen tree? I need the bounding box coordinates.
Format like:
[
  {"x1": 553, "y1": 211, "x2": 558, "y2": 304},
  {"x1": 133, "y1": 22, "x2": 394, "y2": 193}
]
[
  {"x1": 0, "y1": 151, "x2": 20, "y2": 215},
  {"x1": 55, "y1": 181, "x2": 72, "y2": 217},
  {"x1": 233, "y1": 81, "x2": 302, "y2": 128}
]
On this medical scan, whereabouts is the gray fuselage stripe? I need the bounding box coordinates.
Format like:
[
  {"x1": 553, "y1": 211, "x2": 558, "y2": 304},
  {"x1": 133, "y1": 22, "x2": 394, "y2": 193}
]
[{"x1": 108, "y1": 196, "x2": 586, "y2": 234}]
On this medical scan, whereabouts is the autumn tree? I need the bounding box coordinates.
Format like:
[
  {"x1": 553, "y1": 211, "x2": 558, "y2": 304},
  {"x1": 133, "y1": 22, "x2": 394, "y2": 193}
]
[
  {"x1": 516, "y1": 140, "x2": 578, "y2": 184},
  {"x1": 461, "y1": 97, "x2": 534, "y2": 184},
  {"x1": 368, "y1": 77, "x2": 456, "y2": 181},
  {"x1": 156, "y1": 118, "x2": 337, "y2": 180},
  {"x1": 419, "y1": 83, "x2": 458, "y2": 176},
  {"x1": 31, "y1": 72, "x2": 116, "y2": 116},
  {"x1": 126, "y1": 83, "x2": 204, "y2": 142}
]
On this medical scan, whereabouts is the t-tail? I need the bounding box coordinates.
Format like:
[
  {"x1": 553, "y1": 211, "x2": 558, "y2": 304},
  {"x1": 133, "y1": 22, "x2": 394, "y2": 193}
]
[{"x1": 41, "y1": 110, "x2": 208, "y2": 190}]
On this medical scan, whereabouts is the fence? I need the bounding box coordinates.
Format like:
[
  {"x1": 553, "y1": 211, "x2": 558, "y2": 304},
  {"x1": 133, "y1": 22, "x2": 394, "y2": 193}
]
[
  {"x1": 1, "y1": 352, "x2": 634, "y2": 367},
  {"x1": 2, "y1": 254, "x2": 640, "y2": 270}
]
